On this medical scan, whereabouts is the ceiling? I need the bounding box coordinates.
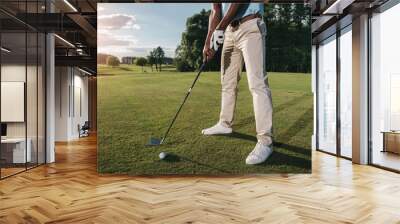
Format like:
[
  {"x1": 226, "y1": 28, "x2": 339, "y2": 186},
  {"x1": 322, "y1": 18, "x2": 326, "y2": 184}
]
[
  {"x1": 0, "y1": 0, "x2": 97, "y2": 74},
  {"x1": 311, "y1": 0, "x2": 391, "y2": 43}
]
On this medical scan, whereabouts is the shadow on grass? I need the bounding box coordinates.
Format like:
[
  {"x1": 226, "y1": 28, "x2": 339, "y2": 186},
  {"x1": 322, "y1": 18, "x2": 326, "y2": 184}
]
[
  {"x1": 229, "y1": 132, "x2": 257, "y2": 142},
  {"x1": 119, "y1": 67, "x2": 132, "y2": 71},
  {"x1": 259, "y1": 150, "x2": 311, "y2": 170},
  {"x1": 222, "y1": 132, "x2": 310, "y2": 157},
  {"x1": 234, "y1": 94, "x2": 309, "y2": 129},
  {"x1": 161, "y1": 153, "x2": 232, "y2": 174},
  {"x1": 224, "y1": 133, "x2": 310, "y2": 169},
  {"x1": 276, "y1": 106, "x2": 313, "y2": 143},
  {"x1": 162, "y1": 153, "x2": 181, "y2": 162},
  {"x1": 274, "y1": 142, "x2": 310, "y2": 157}
]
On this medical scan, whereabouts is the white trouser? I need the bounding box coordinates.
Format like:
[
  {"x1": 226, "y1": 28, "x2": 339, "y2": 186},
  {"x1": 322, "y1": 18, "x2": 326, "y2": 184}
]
[{"x1": 219, "y1": 18, "x2": 273, "y2": 145}]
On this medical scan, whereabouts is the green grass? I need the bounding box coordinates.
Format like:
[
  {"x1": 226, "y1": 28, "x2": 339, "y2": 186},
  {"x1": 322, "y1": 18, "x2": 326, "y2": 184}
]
[{"x1": 97, "y1": 64, "x2": 312, "y2": 175}]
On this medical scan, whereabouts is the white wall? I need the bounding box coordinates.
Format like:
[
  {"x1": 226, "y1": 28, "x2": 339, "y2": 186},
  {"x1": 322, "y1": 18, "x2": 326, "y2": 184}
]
[
  {"x1": 55, "y1": 66, "x2": 70, "y2": 141},
  {"x1": 1, "y1": 65, "x2": 26, "y2": 141},
  {"x1": 1, "y1": 65, "x2": 31, "y2": 138},
  {"x1": 1, "y1": 82, "x2": 25, "y2": 122},
  {"x1": 1, "y1": 65, "x2": 26, "y2": 82},
  {"x1": 72, "y1": 73, "x2": 89, "y2": 138},
  {"x1": 55, "y1": 67, "x2": 89, "y2": 141}
]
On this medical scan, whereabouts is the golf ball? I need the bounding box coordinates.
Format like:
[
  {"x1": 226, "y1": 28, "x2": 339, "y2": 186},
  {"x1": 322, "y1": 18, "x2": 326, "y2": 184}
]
[{"x1": 159, "y1": 152, "x2": 167, "y2": 160}]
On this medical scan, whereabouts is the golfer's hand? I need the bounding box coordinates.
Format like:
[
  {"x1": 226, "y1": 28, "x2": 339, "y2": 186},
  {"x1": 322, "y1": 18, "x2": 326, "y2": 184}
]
[{"x1": 202, "y1": 44, "x2": 215, "y2": 62}]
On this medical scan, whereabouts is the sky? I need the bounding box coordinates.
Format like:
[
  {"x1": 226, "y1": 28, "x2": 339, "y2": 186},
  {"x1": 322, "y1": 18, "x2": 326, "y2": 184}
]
[{"x1": 97, "y1": 3, "x2": 211, "y2": 59}]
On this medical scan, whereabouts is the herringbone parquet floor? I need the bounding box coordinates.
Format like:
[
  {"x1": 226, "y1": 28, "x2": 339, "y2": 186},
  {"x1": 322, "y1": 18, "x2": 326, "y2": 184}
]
[{"x1": 1, "y1": 135, "x2": 400, "y2": 224}]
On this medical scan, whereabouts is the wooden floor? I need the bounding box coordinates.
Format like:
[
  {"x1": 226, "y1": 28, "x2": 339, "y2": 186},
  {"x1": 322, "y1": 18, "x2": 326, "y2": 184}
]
[
  {"x1": 1, "y1": 135, "x2": 400, "y2": 224},
  {"x1": 1, "y1": 167, "x2": 26, "y2": 178}
]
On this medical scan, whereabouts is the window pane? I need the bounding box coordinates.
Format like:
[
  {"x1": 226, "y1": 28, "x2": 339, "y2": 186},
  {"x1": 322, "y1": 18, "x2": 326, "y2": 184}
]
[
  {"x1": 340, "y1": 27, "x2": 352, "y2": 158},
  {"x1": 318, "y1": 35, "x2": 337, "y2": 154},
  {"x1": 1, "y1": 31, "x2": 27, "y2": 177},
  {"x1": 38, "y1": 33, "x2": 46, "y2": 165},
  {"x1": 27, "y1": 31, "x2": 38, "y2": 169},
  {"x1": 0, "y1": 0, "x2": 46, "y2": 179},
  {"x1": 371, "y1": 4, "x2": 400, "y2": 171}
]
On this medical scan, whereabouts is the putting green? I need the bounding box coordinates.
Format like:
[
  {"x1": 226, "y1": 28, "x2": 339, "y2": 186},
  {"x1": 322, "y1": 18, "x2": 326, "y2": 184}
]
[{"x1": 98, "y1": 64, "x2": 312, "y2": 175}]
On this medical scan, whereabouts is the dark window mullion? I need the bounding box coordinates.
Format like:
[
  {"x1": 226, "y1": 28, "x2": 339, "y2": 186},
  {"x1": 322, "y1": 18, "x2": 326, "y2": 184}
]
[
  {"x1": 0, "y1": 24, "x2": 2, "y2": 179},
  {"x1": 367, "y1": 11, "x2": 373, "y2": 165},
  {"x1": 25, "y1": 0, "x2": 28, "y2": 171},
  {"x1": 316, "y1": 45, "x2": 320, "y2": 151},
  {"x1": 36, "y1": 0, "x2": 39, "y2": 167},
  {"x1": 336, "y1": 29, "x2": 341, "y2": 157}
]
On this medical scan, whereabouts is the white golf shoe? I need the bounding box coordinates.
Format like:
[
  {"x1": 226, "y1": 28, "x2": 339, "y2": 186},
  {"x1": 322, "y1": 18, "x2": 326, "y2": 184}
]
[
  {"x1": 201, "y1": 123, "x2": 232, "y2": 135},
  {"x1": 245, "y1": 142, "x2": 273, "y2": 165}
]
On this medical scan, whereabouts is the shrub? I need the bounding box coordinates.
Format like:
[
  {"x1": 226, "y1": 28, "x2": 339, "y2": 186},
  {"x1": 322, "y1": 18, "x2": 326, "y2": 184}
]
[
  {"x1": 175, "y1": 58, "x2": 193, "y2": 72},
  {"x1": 136, "y1": 57, "x2": 147, "y2": 72},
  {"x1": 107, "y1": 56, "x2": 120, "y2": 67}
]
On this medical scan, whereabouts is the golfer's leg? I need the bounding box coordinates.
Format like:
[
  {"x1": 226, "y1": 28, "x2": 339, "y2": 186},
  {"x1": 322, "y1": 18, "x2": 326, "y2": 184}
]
[
  {"x1": 202, "y1": 32, "x2": 242, "y2": 135},
  {"x1": 219, "y1": 35, "x2": 243, "y2": 128},
  {"x1": 239, "y1": 22, "x2": 273, "y2": 145}
]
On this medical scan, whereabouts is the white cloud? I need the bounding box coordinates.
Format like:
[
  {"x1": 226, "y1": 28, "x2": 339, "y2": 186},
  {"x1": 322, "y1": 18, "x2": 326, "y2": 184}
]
[
  {"x1": 98, "y1": 14, "x2": 141, "y2": 30},
  {"x1": 131, "y1": 24, "x2": 141, "y2": 30},
  {"x1": 98, "y1": 32, "x2": 137, "y2": 49}
]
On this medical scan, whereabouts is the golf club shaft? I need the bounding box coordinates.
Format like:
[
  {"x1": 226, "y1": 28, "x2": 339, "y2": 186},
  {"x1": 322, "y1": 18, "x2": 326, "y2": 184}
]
[{"x1": 161, "y1": 63, "x2": 206, "y2": 144}]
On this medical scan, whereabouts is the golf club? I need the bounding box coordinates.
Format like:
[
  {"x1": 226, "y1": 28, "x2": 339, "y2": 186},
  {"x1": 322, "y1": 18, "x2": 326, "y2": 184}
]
[{"x1": 147, "y1": 62, "x2": 207, "y2": 146}]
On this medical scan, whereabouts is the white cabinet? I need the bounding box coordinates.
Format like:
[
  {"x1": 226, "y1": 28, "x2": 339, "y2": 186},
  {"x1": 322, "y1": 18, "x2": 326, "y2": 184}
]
[{"x1": 1, "y1": 138, "x2": 32, "y2": 163}]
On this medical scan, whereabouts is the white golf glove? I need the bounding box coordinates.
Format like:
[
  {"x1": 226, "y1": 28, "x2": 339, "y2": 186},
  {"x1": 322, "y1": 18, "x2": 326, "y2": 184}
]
[{"x1": 211, "y1": 29, "x2": 224, "y2": 52}]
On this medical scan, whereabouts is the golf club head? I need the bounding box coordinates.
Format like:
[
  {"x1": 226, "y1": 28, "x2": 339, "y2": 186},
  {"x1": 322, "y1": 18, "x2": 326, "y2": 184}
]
[{"x1": 146, "y1": 137, "x2": 162, "y2": 146}]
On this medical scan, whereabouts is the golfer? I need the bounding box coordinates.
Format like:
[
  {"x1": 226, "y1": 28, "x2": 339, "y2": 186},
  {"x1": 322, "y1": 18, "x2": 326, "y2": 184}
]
[{"x1": 202, "y1": 3, "x2": 273, "y2": 165}]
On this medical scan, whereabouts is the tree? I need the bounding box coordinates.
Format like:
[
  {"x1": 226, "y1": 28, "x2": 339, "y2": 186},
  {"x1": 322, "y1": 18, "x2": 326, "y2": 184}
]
[
  {"x1": 106, "y1": 56, "x2": 120, "y2": 67},
  {"x1": 175, "y1": 9, "x2": 218, "y2": 72},
  {"x1": 175, "y1": 4, "x2": 311, "y2": 73},
  {"x1": 147, "y1": 51, "x2": 156, "y2": 72},
  {"x1": 264, "y1": 3, "x2": 311, "y2": 73},
  {"x1": 136, "y1": 57, "x2": 147, "y2": 72},
  {"x1": 147, "y1": 47, "x2": 165, "y2": 72},
  {"x1": 154, "y1": 47, "x2": 165, "y2": 72}
]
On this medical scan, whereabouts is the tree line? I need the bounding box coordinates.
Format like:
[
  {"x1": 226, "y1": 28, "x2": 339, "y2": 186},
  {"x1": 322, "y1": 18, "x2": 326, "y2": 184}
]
[
  {"x1": 175, "y1": 4, "x2": 311, "y2": 73},
  {"x1": 100, "y1": 47, "x2": 168, "y2": 72},
  {"x1": 99, "y1": 4, "x2": 311, "y2": 74}
]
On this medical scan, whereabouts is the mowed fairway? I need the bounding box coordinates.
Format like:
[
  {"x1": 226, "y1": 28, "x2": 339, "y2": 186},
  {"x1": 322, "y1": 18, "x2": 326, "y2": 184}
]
[{"x1": 98, "y1": 64, "x2": 312, "y2": 175}]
